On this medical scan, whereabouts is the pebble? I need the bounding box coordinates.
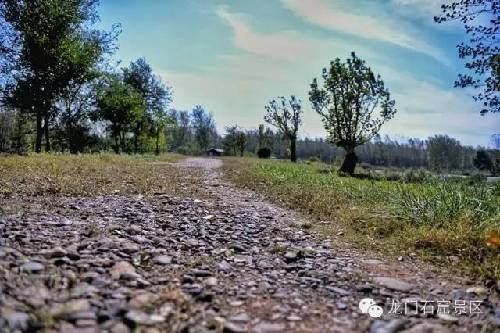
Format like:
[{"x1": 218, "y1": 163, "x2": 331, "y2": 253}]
[
  {"x1": 229, "y1": 313, "x2": 251, "y2": 323},
  {"x1": 370, "y1": 319, "x2": 408, "y2": 333},
  {"x1": 153, "y1": 255, "x2": 172, "y2": 265},
  {"x1": 253, "y1": 322, "x2": 286, "y2": 333},
  {"x1": 223, "y1": 322, "x2": 246, "y2": 333},
  {"x1": 189, "y1": 269, "x2": 212, "y2": 277},
  {"x1": 110, "y1": 261, "x2": 135, "y2": 280},
  {"x1": 21, "y1": 261, "x2": 44, "y2": 274},
  {"x1": 5, "y1": 312, "x2": 30, "y2": 331},
  {"x1": 465, "y1": 286, "x2": 487, "y2": 295},
  {"x1": 373, "y1": 277, "x2": 413, "y2": 292}
]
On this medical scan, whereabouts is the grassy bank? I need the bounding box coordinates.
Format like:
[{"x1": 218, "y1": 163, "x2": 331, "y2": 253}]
[
  {"x1": 0, "y1": 153, "x2": 185, "y2": 197},
  {"x1": 224, "y1": 158, "x2": 500, "y2": 282}
]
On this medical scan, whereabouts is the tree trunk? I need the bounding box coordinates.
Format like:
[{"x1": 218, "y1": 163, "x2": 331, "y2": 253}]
[
  {"x1": 35, "y1": 112, "x2": 43, "y2": 153},
  {"x1": 113, "y1": 136, "x2": 120, "y2": 154},
  {"x1": 44, "y1": 113, "x2": 50, "y2": 152},
  {"x1": 155, "y1": 129, "x2": 160, "y2": 156},
  {"x1": 290, "y1": 137, "x2": 297, "y2": 162},
  {"x1": 340, "y1": 149, "x2": 358, "y2": 175},
  {"x1": 133, "y1": 123, "x2": 141, "y2": 154},
  {"x1": 15, "y1": 112, "x2": 26, "y2": 155},
  {"x1": 66, "y1": 107, "x2": 76, "y2": 154}
]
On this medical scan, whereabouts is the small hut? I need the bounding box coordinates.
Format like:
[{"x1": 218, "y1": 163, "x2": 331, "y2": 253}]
[{"x1": 207, "y1": 148, "x2": 224, "y2": 157}]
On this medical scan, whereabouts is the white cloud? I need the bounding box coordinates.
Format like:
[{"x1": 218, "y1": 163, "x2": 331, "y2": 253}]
[
  {"x1": 280, "y1": 0, "x2": 447, "y2": 63},
  {"x1": 216, "y1": 6, "x2": 322, "y2": 62},
  {"x1": 382, "y1": 77, "x2": 498, "y2": 146}
]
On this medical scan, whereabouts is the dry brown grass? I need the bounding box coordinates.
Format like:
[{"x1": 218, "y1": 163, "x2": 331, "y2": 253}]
[{"x1": 0, "y1": 153, "x2": 186, "y2": 197}]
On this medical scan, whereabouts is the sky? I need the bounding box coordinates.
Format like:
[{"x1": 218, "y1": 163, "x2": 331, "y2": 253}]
[{"x1": 97, "y1": 0, "x2": 499, "y2": 147}]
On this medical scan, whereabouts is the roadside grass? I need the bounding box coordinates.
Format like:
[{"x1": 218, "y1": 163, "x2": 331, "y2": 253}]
[
  {"x1": 0, "y1": 153, "x2": 185, "y2": 197},
  {"x1": 224, "y1": 157, "x2": 500, "y2": 282}
]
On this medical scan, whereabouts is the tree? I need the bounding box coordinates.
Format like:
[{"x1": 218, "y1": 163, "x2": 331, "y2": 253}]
[
  {"x1": 257, "y1": 124, "x2": 273, "y2": 152},
  {"x1": 223, "y1": 125, "x2": 246, "y2": 156},
  {"x1": 123, "y1": 58, "x2": 172, "y2": 153},
  {"x1": 264, "y1": 96, "x2": 302, "y2": 162},
  {"x1": 150, "y1": 108, "x2": 173, "y2": 155},
  {"x1": 473, "y1": 150, "x2": 493, "y2": 171},
  {"x1": 55, "y1": 80, "x2": 99, "y2": 153},
  {"x1": 435, "y1": 1, "x2": 499, "y2": 115},
  {"x1": 235, "y1": 131, "x2": 247, "y2": 157},
  {"x1": 223, "y1": 125, "x2": 239, "y2": 155},
  {"x1": 96, "y1": 76, "x2": 145, "y2": 153},
  {"x1": 170, "y1": 109, "x2": 193, "y2": 152},
  {"x1": 191, "y1": 105, "x2": 216, "y2": 152},
  {"x1": 309, "y1": 53, "x2": 396, "y2": 175},
  {"x1": 0, "y1": 0, "x2": 118, "y2": 152},
  {"x1": 427, "y1": 135, "x2": 463, "y2": 172}
]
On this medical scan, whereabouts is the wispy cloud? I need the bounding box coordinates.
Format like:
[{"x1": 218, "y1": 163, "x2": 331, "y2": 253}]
[
  {"x1": 280, "y1": 0, "x2": 446, "y2": 63},
  {"x1": 216, "y1": 6, "x2": 321, "y2": 62}
]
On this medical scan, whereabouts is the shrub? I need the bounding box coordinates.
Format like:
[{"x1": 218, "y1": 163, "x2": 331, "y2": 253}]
[{"x1": 257, "y1": 147, "x2": 271, "y2": 159}]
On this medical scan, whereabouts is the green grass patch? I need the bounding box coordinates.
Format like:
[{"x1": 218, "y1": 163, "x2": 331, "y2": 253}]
[{"x1": 224, "y1": 158, "x2": 500, "y2": 282}]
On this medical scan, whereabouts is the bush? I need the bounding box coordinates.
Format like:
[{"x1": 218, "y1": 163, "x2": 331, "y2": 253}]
[{"x1": 257, "y1": 147, "x2": 271, "y2": 159}]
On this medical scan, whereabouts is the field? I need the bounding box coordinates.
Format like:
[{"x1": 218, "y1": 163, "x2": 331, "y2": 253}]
[{"x1": 224, "y1": 157, "x2": 500, "y2": 282}]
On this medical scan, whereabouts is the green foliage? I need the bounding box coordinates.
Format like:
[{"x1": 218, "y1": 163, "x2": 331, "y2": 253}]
[
  {"x1": 473, "y1": 150, "x2": 494, "y2": 172},
  {"x1": 309, "y1": 52, "x2": 396, "y2": 175},
  {"x1": 223, "y1": 125, "x2": 247, "y2": 156},
  {"x1": 96, "y1": 76, "x2": 145, "y2": 153},
  {"x1": 191, "y1": 105, "x2": 217, "y2": 152},
  {"x1": 0, "y1": 0, "x2": 118, "y2": 152},
  {"x1": 122, "y1": 58, "x2": 172, "y2": 154},
  {"x1": 435, "y1": 0, "x2": 499, "y2": 114},
  {"x1": 264, "y1": 96, "x2": 302, "y2": 162},
  {"x1": 427, "y1": 135, "x2": 468, "y2": 172}
]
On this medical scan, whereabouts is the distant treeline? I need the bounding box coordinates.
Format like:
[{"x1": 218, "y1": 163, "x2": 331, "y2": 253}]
[
  {"x1": 243, "y1": 129, "x2": 500, "y2": 173},
  {"x1": 1, "y1": 104, "x2": 499, "y2": 173}
]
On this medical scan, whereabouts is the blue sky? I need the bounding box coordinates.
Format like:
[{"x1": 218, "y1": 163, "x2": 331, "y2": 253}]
[{"x1": 97, "y1": 0, "x2": 499, "y2": 146}]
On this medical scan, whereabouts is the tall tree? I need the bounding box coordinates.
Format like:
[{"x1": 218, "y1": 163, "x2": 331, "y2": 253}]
[
  {"x1": 0, "y1": 0, "x2": 117, "y2": 152},
  {"x1": 427, "y1": 135, "x2": 463, "y2": 171},
  {"x1": 309, "y1": 53, "x2": 396, "y2": 175},
  {"x1": 235, "y1": 131, "x2": 247, "y2": 157},
  {"x1": 170, "y1": 109, "x2": 192, "y2": 151},
  {"x1": 96, "y1": 76, "x2": 145, "y2": 153},
  {"x1": 191, "y1": 105, "x2": 216, "y2": 152},
  {"x1": 223, "y1": 125, "x2": 239, "y2": 155},
  {"x1": 123, "y1": 58, "x2": 172, "y2": 153},
  {"x1": 264, "y1": 96, "x2": 302, "y2": 162},
  {"x1": 223, "y1": 125, "x2": 247, "y2": 156},
  {"x1": 435, "y1": 0, "x2": 499, "y2": 115}
]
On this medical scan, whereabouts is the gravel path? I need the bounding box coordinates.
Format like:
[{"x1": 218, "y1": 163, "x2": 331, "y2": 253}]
[{"x1": 0, "y1": 158, "x2": 498, "y2": 333}]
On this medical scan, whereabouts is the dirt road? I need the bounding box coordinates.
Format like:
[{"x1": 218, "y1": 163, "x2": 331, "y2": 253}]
[{"x1": 0, "y1": 158, "x2": 498, "y2": 332}]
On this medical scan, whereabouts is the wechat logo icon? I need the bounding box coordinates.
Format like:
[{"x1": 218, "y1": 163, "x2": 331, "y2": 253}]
[{"x1": 359, "y1": 298, "x2": 384, "y2": 318}]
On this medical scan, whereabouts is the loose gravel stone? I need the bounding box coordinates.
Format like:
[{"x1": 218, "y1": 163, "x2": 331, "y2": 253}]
[{"x1": 21, "y1": 261, "x2": 44, "y2": 274}]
